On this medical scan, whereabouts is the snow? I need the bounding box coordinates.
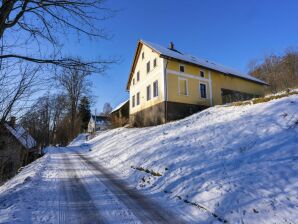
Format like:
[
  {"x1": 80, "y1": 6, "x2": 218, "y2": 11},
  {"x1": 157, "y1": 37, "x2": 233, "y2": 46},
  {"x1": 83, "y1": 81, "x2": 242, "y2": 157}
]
[
  {"x1": 4, "y1": 124, "x2": 36, "y2": 149},
  {"x1": 141, "y1": 40, "x2": 268, "y2": 85},
  {"x1": 110, "y1": 100, "x2": 129, "y2": 114},
  {"x1": 0, "y1": 93, "x2": 297, "y2": 223}
]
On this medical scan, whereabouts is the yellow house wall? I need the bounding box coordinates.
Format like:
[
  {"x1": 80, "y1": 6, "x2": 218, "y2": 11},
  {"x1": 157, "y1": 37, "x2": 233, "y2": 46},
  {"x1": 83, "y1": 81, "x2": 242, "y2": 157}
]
[
  {"x1": 129, "y1": 44, "x2": 165, "y2": 114},
  {"x1": 166, "y1": 60, "x2": 211, "y2": 106},
  {"x1": 211, "y1": 71, "x2": 265, "y2": 105},
  {"x1": 166, "y1": 60, "x2": 265, "y2": 106}
]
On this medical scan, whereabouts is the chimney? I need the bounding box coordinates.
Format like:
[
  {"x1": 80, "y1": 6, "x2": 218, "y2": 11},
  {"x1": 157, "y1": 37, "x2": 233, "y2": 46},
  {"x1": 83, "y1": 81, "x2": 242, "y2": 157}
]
[
  {"x1": 169, "y1": 41, "x2": 175, "y2": 50},
  {"x1": 9, "y1": 116, "x2": 16, "y2": 128}
]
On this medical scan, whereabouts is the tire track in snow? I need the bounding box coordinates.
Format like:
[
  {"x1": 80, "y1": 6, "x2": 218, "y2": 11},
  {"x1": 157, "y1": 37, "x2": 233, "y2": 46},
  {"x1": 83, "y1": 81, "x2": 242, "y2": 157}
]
[
  {"x1": 77, "y1": 153, "x2": 186, "y2": 224},
  {"x1": 59, "y1": 154, "x2": 106, "y2": 224}
]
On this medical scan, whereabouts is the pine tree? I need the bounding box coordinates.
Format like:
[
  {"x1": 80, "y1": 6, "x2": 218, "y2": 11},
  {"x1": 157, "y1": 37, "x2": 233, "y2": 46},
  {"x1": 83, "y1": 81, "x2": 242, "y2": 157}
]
[{"x1": 78, "y1": 96, "x2": 91, "y2": 132}]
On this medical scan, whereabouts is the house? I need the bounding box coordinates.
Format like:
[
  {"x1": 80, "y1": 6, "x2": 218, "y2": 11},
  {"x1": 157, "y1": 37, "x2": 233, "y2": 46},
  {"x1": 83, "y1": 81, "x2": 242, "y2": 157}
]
[
  {"x1": 0, "y1": 117, "x2": 38, "y2": 182},
  {"x1": 126, "y1": 40, "x2": 268, "y2": 126},
  {"x1": 87, "y1": 115, "x2": 110, "y2": 133},
  {"x1": 110, "y1": 100, "x2": 129, "y2": 127}
]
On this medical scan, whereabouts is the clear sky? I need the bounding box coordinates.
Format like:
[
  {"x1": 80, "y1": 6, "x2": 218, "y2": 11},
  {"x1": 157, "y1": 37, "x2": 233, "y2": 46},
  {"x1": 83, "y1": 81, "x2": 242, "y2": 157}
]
[{"x1": 65, "y1": 0, "x2": 298, "y2": 113}]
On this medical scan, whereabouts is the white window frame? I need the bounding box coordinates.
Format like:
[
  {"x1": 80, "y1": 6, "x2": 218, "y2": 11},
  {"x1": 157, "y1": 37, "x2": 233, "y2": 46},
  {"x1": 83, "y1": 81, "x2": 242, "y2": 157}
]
[
  {"x1": 178, "y1": 77, "x2": 188, "y2": 96},
  {"x1": 153, "y1": 80, "x2": 158, "y2": 98},
  {"x1": 179, "y1": 64, "x2": 185, "y2": 73},
  {"x1": 199, "y1": 82, "x2": 207, "y2": 99},
  {"x1": 146, "y1": 85, "x2": 151, "y2": 101}
]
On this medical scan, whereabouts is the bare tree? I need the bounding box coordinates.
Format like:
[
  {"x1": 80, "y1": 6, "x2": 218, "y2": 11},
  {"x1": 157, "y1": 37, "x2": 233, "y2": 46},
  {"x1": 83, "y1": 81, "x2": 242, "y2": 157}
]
[
  {"x1": 0, "y1": 0, "x2": 115, "y2": 72},
  {"x1": 101, "y1": 102, "x2": 112, "y2": 115},
  {"x1": 55, "y1": 65, "x2": 91, "y2": 138}
]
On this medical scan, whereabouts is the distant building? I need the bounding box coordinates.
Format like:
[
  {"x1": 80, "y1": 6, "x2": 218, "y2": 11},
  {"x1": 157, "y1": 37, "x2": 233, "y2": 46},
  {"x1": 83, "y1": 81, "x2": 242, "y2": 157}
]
[
  {"x1": 0, "y1": 117, "x2": 38, "y2": 182},
  {"x1": 87, "y1": 115, "x2": 110, "y2": 133},
  {"x1": 110, "y1": 100, "x2": 129, "y2": 127},
  {"x1": 126, "y1": 40, "x2": 268, "y2": 126}
]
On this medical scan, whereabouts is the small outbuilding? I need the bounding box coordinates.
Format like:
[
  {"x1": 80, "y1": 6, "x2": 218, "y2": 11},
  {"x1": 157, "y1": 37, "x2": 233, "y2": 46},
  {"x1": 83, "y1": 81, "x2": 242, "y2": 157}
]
[
  {"x1": 87, "y1": 115, "x2": 110, "y2": 133},
  {"x1": 0, "y1": 118, "x2": 38, "y2": 182},
  {"x1": 110, "y1": 100, "x2": 129, "y2": 127}
]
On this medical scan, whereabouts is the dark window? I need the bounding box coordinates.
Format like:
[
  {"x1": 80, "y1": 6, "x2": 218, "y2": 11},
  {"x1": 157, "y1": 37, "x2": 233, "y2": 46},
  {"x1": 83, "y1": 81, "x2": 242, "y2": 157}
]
[
  {"x1": 147, "y1": 61, "x2": 151, "y2": 73},
  {"x1": 132, "y1": 95, "x2": 135, "y2": 107},
  {"x1": 200, "y1": 71, "x2": 205, "y2": 77},
  {"x1": 180, "y1": 65, "x2": 185, "y2": 72},
  {"x1": 142, "y1": 52, "x2": 145, "y2": 59},
  {"x1": 153, "y1": 81, "x2": 158, "y2": 97},
  {"x1": 133, "y1": 78, "x2": 135, "y2": 85},
  {"x1": 137, "y1": 71, "x2": 140, "y2": 81},
  {"x1": 136, "y1": 92, "x2": 140, "y2": 105},
  {"x1": 147, "y1": 85, "x2": 151, "y2": 101},
  {"x1": 153, "y1": 58, "x2": 157, "y2": 67},
  {"x1": 200, "y1": 83, "x2": 207, "y2": 98}
]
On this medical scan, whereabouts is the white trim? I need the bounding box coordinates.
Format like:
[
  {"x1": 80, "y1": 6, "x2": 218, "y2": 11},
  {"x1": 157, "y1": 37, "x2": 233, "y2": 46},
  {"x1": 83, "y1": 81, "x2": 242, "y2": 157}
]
[
  {"x1": 178, "y1": 77, "x2": 189, "y2": 96},
  {"x1": 167, "y1": 69, "x2": 210, "y2": 82},
  {"x1": 161, "y1": 58, "x2": 167, "y2": 101},
  {"x1": 208, "y1": 71, "x2": 213, "y2": 106}
]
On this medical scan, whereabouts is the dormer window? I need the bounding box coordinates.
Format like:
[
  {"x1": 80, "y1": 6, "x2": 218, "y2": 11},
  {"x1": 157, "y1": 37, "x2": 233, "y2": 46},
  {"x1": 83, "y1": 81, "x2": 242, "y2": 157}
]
[
  {"x1": 180, "y1": 65, "x2": 185, "y2": 72},
  {"x1": 200, "y1": 71, "x2": 205, "y2": 77},
  {"x1": 142, "y1": 52, "x2": 145, "y2": 60},
  {"x1": 137, "y1": 71, "x2": 140, "y2": 81}
]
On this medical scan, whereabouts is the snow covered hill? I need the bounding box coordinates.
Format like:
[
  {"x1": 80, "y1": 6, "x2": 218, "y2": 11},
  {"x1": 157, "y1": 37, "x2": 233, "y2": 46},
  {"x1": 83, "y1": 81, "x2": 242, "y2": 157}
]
[
  {"x1": 0, "y1": 93, "x2": 297, "y2": 224},
  {"x1": 86, "y1": 93, "x2": 298, "y2": 224}
]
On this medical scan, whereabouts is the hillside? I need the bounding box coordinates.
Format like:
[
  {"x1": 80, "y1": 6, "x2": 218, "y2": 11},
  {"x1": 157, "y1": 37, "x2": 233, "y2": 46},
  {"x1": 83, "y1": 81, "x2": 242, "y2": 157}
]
[
  {"x1": 86, "y1": 93, "x2": 298, "y2": 223},
  {"x1": 0, "y1": 93, "x2": 297, "y2": 224}
]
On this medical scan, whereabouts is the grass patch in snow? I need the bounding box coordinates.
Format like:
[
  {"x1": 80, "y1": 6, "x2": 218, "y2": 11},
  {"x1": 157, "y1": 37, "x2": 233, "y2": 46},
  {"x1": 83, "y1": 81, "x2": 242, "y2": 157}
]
[
  {"x1": 131, "y1": 165, "x2": 162, "y2": 176},
  {"x1": 231, "y1": 90, "x2": 298, "y2": 107}
]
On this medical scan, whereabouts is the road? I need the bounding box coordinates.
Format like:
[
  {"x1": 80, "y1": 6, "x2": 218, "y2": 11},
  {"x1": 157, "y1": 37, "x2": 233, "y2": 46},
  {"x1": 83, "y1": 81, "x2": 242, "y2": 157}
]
[{"x1": 55, "y1": 148, "x2": 186, "y2": 224}]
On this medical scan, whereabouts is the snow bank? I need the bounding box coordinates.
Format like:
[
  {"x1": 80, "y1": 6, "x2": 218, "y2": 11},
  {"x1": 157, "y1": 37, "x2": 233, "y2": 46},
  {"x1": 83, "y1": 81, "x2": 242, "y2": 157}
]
[{"x1": 87, "y1": 94, "x2": 298, "y2": 224}]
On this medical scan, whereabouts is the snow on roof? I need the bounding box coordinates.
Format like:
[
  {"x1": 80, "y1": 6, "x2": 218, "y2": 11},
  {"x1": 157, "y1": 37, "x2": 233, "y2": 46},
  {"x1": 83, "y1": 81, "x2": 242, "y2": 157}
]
[
  {"x1": 5, "y1": 124, "x2": 36, "y2": 149},
  {"x1": 140, "y1": 40, "x2": 268, "y2": 85},
  {"x1": 110, "y1": 100, "x2": 129, "y2": 114},
  {"x1": 91, "y1": 115, "x2": 109, "y2": 125}
]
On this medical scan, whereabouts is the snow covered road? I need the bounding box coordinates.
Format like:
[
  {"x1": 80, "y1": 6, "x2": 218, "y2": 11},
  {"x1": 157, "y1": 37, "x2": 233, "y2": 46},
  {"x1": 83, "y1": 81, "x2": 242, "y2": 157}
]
[{"x1": 0, "y1": 145, "x2": 187, "y2": 223}]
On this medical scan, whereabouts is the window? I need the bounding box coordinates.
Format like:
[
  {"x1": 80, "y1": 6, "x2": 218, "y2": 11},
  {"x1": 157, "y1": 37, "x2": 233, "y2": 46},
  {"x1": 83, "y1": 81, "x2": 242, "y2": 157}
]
[
  {"x1": 153, "y1": 81, "x2": 158, "y2": 97},
  {"x1": 179, "y1": 78, "x2": 188, "y2": 95},
  {"x1": 147, "y1": 85, "x2": 151, "y2": 101},
  {"x1": 180, "y1": 65, "x2": 185, "y2": 72},
  {"x1": 137, "y1": 71, "x2": 140, "y2": 81},
  {"x1": 132, "y1": 95, "x2": 135, "y2": 107},
  {"x1": 200, "y1": 83, "x2": 207, "y2": 98},
  {"x1": 136, "y1": 92, "x2": 140, "y2": 105},
  {"x1": 142, "y1": 52, "x2": 145, "y2": 60},
  {"x1": 147, "y1": 61, "x2": 151, "y2": 73},
  {"x1": 200, "y1": 71, "x2": 205, "y2": 77},
  {"x1": 153, "y1": 58, "x2": 157, "y2": 68},
  {"x1": 133, "y1": 78, "x2": 135, "y2": 85}
]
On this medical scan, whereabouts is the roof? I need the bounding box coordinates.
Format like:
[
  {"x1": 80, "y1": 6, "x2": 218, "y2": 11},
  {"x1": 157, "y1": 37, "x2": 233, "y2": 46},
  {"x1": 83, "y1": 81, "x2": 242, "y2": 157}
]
[
  {"x1": 126, "y1": 40, "x2": 268, "y2": 89},
  {"x1": 90, "y1": 115, "x2": 109, "y2": 125},
  {"x1": 4, "y1": 124, "x2": 36, "y2": 149},
  {"x1": 110, "y1": 100, "x2": 129, "y2": 114}
]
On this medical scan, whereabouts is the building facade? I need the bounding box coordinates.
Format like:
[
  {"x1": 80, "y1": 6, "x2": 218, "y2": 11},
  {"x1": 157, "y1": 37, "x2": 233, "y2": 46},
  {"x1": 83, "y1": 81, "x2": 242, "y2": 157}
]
[{"x1": 127, "y1": 40, "x2": 267, "y2": 126}]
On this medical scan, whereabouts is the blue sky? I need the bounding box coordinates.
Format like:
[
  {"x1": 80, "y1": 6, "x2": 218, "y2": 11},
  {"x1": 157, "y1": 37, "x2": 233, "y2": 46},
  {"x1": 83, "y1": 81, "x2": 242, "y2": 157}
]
[{"x1": 65, "y1": 0, "x2": 298, "y2": 113}]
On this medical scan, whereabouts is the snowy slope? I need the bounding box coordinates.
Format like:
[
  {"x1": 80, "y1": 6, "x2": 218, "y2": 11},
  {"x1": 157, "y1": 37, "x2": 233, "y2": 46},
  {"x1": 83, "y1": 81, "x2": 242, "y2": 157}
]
[
  {"x1": 86, "y1": 94, "x2": 298, "y2": 224},
  {"x1": 0, "y1": 94, "x2": 297, "y2": 224}
]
